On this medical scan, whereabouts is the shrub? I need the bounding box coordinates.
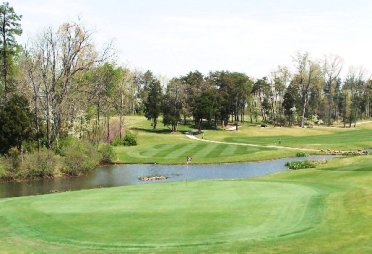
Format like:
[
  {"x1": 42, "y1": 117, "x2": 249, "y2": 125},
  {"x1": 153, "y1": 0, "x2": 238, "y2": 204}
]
[
  {"x1": 62, "y1": 140, "x2": 100, "y2": 176},
  {"x1": 52, "y1": 135, "x2": 79, "y2": 156},
  {"x1": 98, "y1": 144, "x2": 116, "y2": 164},
  {"x1": 0, "y1": 157, "x2": 10, "y2": 180},
  {"x1": 112, "y1": 132, "x2": 137, "y2": 146},
  {"x1": 285, "y1": 160, "x2": 317, "y2": 170},
  {"x1": 111, "y1": 137, "x2": 124, "y2": 146},
  {"x1": 296, "y1": 152, "x2": 309, "y2": 157},
  {"x1": 20, "y1": 148, "x2": 59, "y2": 178},
  {"x1": 7, "y1": 147, "x2": 21, "y2": 170},
  {"x1": 123, "y1": 132, "x2": 137, "y2": 146}
]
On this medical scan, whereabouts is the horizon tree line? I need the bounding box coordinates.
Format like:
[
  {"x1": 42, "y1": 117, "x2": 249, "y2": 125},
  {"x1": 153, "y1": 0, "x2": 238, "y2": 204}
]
[{"x1": 1, "y1": 2, "x2": 372, "y2": 155}]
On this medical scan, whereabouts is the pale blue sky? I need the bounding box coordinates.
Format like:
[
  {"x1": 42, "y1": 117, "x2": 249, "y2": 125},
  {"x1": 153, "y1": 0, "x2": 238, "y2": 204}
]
[{"x1": 11, "y1": 0, "x2": 372, "y2": 78}]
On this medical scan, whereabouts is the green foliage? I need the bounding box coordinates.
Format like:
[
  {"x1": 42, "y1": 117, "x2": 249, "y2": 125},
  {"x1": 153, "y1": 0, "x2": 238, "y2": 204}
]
[
  {"x1": 0, "y1": 148, "x2": 59, "y2": 180},
  {"x1": 20, "y1": 148, "x2": 59, "y2": 178},
  {"x1": 98, "y1": 144, "x2": 116, "y2": 164},
  {"x1": 296, "y1": 152, "x2": 309, "y2": 157},
  {"x1": 282, "y1": 85, "x2": 298, "y2": 126},
  {"x1": 62, "y1": 140, "x2": 100, "y2": 176},
  {"x1": 7, "y1": 147, "x2": 20, "y2": 170},
  {"x1": 112, "y1": 132, "x2": 137, "y2": 146},
  {"x1": 111, "y1": 137, "x2": 124, "y2": 146},
  {"x1": 0, "y1": 157, "x2": 5, "y2": 178},
  {"x1": 285, "y1": 160, "x2": 317, "y2": 170},
  {"x1": 123, "y1": 133, "x2": 137, "y2": 146},
  {"x1": 0, "y1": 94, "x2": 35, "y2": 154},
  {"x1": 143, "y1": 71, "x2": 162, "y2": 129},
  {"x1": 162, "y1": 78, "x2": 183, "y2": 132},
  {"x1": 0, "y1": 2, "x2": 22, "y2": 95},
  {"x1": 52, "y1": 135, "x2": 78, "y2": 156}
]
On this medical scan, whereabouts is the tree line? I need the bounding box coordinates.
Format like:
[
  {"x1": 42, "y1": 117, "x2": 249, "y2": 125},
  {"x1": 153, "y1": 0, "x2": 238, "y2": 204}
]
[{"x1": 1, "y1": 2, "x2": 372, "y2": 158}]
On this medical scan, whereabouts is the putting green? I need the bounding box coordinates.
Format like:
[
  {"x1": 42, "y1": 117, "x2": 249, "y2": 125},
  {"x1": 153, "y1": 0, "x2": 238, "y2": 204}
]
[{"x1": 0, "y1": 180, "x2": 321, "y2": 250}]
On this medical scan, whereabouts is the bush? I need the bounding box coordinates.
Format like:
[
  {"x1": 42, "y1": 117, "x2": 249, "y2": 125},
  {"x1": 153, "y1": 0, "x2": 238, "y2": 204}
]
[
  {"x1": 0, "y1": 157, "x2": 10, "y2": 180},
  {"x1": 8, "y1": 147, "x2": 21, "y2": 170},
  {"x1": 98, "y1": 144, "x2": 116, "y2": 164},
  {"x1": 112, "y1": 132, "x2": 137, "y2": 146},
  {"x1": 123, "y1": 132, "x2": 137, "y2": 146},
  {"x1": 296, "y1": 152, "x2": 309, "y2": 157},
  {"x1": 52, "y1": 135, "x2": 79, "y2": 156},
  {"x1": 285, "y1": 160, "x2": 317, "y2": 170},
  {"x1": 62, "y1": 140, "x2": 100, "y2": 176},
  {"x1": 111, "y1": 137, "x2": 124, "y2": 146},
  {"x1": 20, "y1": 148, "x2": 59, "y2": 178}
]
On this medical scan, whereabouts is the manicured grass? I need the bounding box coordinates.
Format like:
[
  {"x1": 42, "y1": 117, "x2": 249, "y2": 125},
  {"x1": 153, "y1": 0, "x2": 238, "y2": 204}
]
[
  {"x1": 204, "y1": 123, "x2": 372, "y2": 150},
  {"x1": 115, "y1": 116, "x2": 372, "y2": 164},
  {"x1": 0, "y1": 155, "x2": 371, "y2": 253},
  {"x1": 115, "y1": 116, "x2": 296, "y2": 164}
]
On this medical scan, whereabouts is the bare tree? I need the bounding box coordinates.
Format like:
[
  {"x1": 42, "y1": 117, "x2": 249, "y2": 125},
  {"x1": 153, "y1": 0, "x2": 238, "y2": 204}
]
[
  {"x1": 323, "y1": 55, "x2": 343, "y2": 125},
  {"x1": 21, "y1": 21, "x2": 113, "y2": 147},
  {"x1": 292, "y1": 52, "x2": 323, "y2": 128}
]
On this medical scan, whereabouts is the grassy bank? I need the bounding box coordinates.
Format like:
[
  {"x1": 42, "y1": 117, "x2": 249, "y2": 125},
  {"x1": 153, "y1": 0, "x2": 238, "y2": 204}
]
[{"x1": 0, "y1": 155, "x2": 371, "y2": 253}]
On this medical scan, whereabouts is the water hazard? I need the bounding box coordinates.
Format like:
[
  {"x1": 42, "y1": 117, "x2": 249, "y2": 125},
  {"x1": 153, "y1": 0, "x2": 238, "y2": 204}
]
[{"x1": 0, "y1": 155, "x2": 334, "y2": 198}]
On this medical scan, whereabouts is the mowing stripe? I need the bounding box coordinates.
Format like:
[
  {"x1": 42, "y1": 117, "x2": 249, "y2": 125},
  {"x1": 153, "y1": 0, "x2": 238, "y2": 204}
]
[
  {"x1": 153, "y1": 143, "x2": 185, "y2": 157},
  {"x1": 185, "y1": 134, "x2": 320, "y2": 152},
  {"x1": 179, "y1": 143, "x2": 203, "y2": 157},
  {"x1": 140, "y1": 143, "x2": 168, "y2": 157},
  {"x1": 205, "y1": 144, "x2": 229, "y2": 158},
  {"x1": 165, "y1": 144, "x2": 198, "y2": 159},
  {"x1": 181, "y1": 143, "x2": 208, "y2": 158}
]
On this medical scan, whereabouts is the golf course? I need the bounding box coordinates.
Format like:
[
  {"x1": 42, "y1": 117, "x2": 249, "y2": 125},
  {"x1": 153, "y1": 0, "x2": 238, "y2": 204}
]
[{"x1": 0, "y1": 117, "x2": 372, "y2": 253}]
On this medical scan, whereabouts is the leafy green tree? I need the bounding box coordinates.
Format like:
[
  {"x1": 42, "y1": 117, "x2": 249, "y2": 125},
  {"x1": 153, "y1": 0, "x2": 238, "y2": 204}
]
[
  {"x1": 282, "y1": 85, "x2": 297, "y2": 126},
  {"x1": 0, "y1": 2, "x2": 22, "y2": 97},
  {"x1": 0, "y1": 94, "x2": 34, "y2": 153},
  {"x1": 162, "y1": 78, "x2": 184, "y2": 132},
  {"x1": 180, "y1": 71, "x2": 205, "y2": 124},
  {"x1": 143, "y1": 71, "x2": 162, "y2": 129},
  {"x1": 193, "y1": 88, "x2": 220, "y2": 131},
  {"x1": 253, "y1": 77, "x2": 271, "y2": 122}
]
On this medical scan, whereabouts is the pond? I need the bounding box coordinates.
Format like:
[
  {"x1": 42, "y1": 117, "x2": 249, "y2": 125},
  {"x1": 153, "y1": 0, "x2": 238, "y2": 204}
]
[{"x1": 0, "y1": 155, "x2": 334, "y2": 198}]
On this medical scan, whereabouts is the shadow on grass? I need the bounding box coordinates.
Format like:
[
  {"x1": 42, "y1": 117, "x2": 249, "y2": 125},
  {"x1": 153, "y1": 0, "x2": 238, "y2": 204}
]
[{"x1": 133, "y1": 127, "x2": 173, "y2": 134}]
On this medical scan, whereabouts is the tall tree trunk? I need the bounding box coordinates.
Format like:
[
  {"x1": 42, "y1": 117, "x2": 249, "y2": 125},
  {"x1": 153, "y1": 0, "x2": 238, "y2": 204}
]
[
  {"x1": 2, "y1": 19, "x2": 7, "y2": 96},
  {"x1": 34, "y1": 96, "x2": 41, "y2": 152},
  {"x1": 153, "y1": 118, "x2": 157, "y2": 130},
  {"x1": 46, "y1": 92, "x2": 51, "y2": 148},
  {"x1": 300, "y1": 97, "x2": 307, "y2": 128}
]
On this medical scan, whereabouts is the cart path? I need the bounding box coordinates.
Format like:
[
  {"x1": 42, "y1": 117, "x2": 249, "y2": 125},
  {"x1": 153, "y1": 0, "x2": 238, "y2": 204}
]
[{"x1": 185, "y1": 134, "x2": 320, "y2": 152}]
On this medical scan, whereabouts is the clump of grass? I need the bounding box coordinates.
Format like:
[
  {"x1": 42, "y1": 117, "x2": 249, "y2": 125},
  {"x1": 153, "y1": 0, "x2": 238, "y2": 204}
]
[
  {"x1": 296, "y1": 152, "x2": 309, "y2": 157},
  {"x1": 285, "y1": 160, "x2": 320, "y2": 170}
]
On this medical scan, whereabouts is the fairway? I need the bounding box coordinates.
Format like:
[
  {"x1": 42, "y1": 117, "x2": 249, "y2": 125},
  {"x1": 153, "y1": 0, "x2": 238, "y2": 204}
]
[
  {"x1": 114, "y1": 132, "x2": 295, "y2": 164},
  {"x1": 1, "y1": 156, "x2": 372, "y2": 253},
  {"x1": 205, "y1": 123, "x2": 372, "y2": 151},
  {"x1": 113, "y1": 117, "x2": 372, "y2": 164},
  {"x1": 114, "y1": 116, "x2": 307, "y2": 164}
]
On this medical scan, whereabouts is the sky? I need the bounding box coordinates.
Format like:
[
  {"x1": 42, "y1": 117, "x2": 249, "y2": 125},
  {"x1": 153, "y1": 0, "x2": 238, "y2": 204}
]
[{"x1": 11, "y1": 0, "x2": 372, "y2": 79}]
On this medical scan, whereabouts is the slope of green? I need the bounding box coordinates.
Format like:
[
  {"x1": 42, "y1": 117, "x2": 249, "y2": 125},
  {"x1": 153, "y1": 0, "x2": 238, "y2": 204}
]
[
  {"x1": 0, "y1": 156, "x2": 371, "y2": 253},
  {"x1": 204, "y1": 123, "x2": 372, "y2": 150}
]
